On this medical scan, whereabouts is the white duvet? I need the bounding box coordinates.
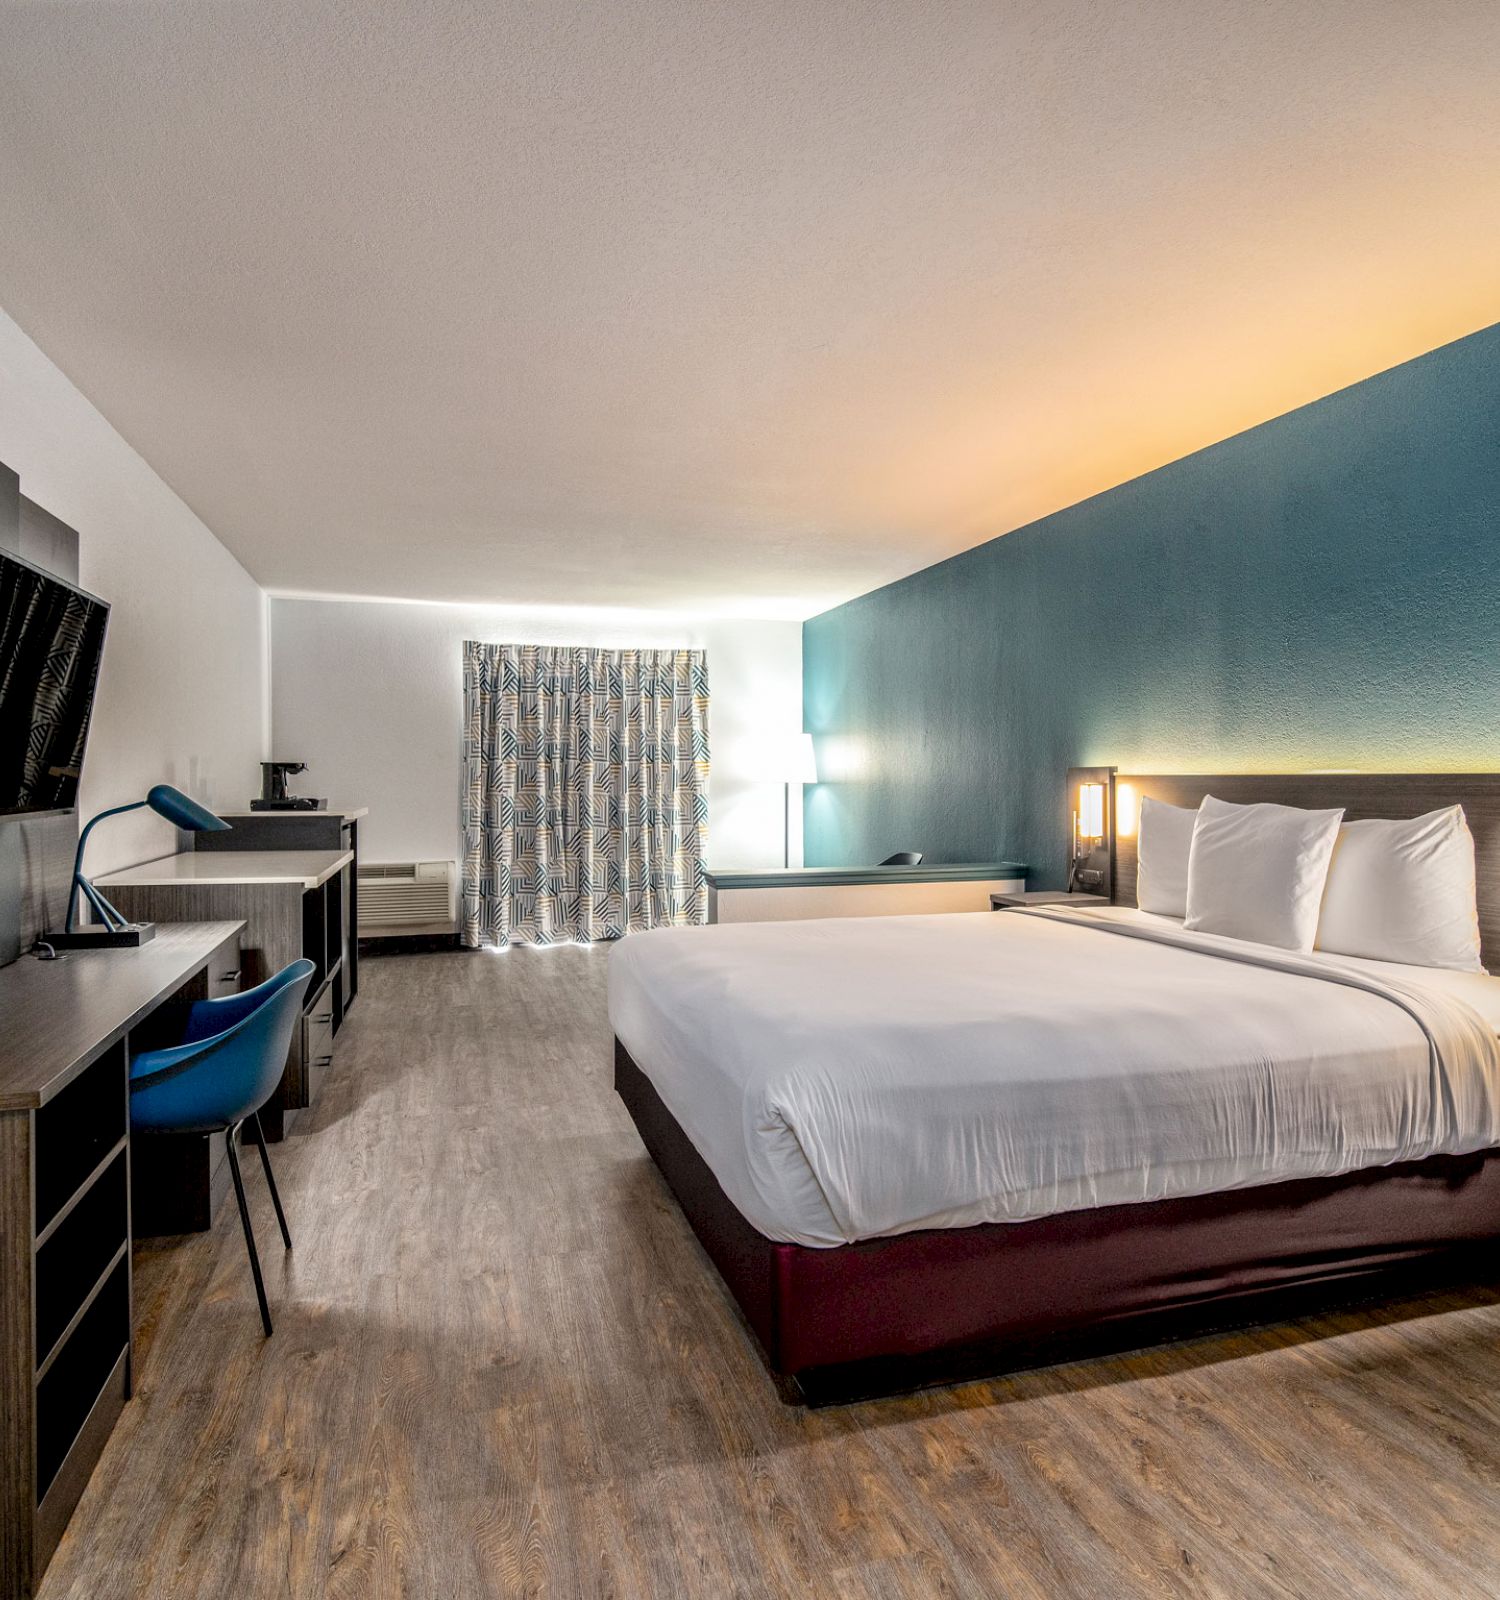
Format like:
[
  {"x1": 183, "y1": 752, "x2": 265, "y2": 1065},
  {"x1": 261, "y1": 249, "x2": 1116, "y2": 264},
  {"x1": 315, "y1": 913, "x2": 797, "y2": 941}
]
[{"x1": 606, "y1": 907, "x2": 1500, "y2": 1247}]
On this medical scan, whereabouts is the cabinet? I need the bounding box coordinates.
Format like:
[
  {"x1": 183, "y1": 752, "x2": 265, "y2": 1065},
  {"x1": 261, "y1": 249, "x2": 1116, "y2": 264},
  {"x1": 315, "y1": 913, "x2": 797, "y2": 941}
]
[
  {"x1": 0, "y1": 921, "x2": 243, "y2": 1598},
  {"x1": 192, "y1": 809, "x2": 362, "y2": 1022},
  {"x1": 705, "y1": 863, "x2": 1029, "y2": 923}
]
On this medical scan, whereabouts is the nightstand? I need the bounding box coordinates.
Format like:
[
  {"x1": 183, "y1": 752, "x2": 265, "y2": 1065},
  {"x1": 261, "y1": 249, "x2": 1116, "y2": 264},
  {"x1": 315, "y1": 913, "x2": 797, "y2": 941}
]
[{"x1": 990, "y1": 890, "x2": 1109, "y2": 910}]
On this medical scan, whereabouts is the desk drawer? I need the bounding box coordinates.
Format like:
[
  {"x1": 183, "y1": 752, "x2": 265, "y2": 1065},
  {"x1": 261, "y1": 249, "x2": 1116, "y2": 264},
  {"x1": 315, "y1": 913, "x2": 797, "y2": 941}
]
[
  {"x1": 35, "y1": 1044, "x2": 127, "y2": 1236},
  {"x1": 36, "y1": 1148, "x2": 128, "y2": 1363},
  {"x1": 297, "y1": 977, "x2": 336, "y2": 1106},
  {"x1": 207, "y1": 932, "x2": 242, "y2": 997}
]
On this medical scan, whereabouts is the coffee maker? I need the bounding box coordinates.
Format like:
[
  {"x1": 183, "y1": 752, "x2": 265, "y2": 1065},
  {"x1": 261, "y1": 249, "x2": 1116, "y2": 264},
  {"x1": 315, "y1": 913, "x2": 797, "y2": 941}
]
[{"x1": 251, "y1": 761, "x2": 326, "y2": 811}]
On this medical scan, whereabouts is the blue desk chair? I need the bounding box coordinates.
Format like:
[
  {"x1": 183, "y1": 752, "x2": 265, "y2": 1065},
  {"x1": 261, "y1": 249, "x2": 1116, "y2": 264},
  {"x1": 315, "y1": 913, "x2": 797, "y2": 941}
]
[{"x1": 130, "y1": 958, "x2": 315, "y2": 1336}]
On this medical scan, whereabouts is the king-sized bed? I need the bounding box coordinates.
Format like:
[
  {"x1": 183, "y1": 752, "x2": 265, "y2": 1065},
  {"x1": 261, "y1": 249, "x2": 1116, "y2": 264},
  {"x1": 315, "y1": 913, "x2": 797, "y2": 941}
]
[{"x1": 608, "y1": 772, "x2": 1500, "y2": 1403}]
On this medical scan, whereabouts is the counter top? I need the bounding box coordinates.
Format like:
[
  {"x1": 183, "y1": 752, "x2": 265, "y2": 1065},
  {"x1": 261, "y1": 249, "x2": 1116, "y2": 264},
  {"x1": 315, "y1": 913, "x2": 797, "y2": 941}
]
[
  {"x1": 96, "y1": 849, "x2": 353, "y2": 890},
  {"x1": 0, "y1": 921, "x2": 245, "y2": 1108},
  {"x1": 215, "y1": 807, "x2": 369, "y2": 821},
  {"x1": 705, "y1": 862, "x2": 1028, "y2": 890}
]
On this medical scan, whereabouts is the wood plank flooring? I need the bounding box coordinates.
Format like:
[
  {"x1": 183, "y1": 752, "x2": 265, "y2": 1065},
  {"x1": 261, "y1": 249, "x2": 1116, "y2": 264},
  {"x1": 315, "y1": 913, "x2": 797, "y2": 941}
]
[{"x1": 37, "y1": 945, "x2": 1500, "y2": 1599}]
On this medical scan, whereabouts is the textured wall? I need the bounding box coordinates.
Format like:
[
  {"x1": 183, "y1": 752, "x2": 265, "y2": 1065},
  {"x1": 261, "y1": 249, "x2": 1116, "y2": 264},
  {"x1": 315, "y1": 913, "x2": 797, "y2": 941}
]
[
  {"x1": 803, "y1": 322, "x2": 1500, "y2": 887},
  {"x1": 271, "y1": 598, "x2": 803, "y2": 870}
]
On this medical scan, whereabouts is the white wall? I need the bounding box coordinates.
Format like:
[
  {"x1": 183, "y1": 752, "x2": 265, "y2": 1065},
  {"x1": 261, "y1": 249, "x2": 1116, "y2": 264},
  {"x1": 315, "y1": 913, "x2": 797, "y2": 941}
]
[
  {"x1": 0, "y1": 297, "x2": 800, "y2": 886},
  {"x1": 0, "y1": 307, "x2": 268, "y2": 876},
  {"x1": 270, "y1": 597, "x2": 803, "y2": 871}
]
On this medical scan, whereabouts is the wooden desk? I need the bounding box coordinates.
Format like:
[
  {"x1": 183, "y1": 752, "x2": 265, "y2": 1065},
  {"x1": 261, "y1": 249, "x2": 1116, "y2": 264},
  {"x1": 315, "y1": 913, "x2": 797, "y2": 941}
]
[
  {"x1": 705, "y1": 862, "x2": 1028, "y2": 924},
  {"x1": 0, "y1": 921, "x2": 243, "y2": 1600},
  {"x1": 193, "y1": 810, "x2": 364, "y2": 1017},
  {"x1": 96, "y1": 851, "x2": 350, "y2": 890},
  {"x1": 97, "y1": 850, "x2": 353, "y2": 1146},
  {"x1": 200, "y1": 806, "x2": 368, "y2": 835}
]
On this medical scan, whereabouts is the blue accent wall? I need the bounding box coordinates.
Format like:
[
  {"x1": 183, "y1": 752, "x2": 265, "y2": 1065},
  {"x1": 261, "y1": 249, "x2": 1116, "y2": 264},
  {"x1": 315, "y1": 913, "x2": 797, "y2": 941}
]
[{"x1": 803, "y1": 322, "x2": 1500, "y2": 886}]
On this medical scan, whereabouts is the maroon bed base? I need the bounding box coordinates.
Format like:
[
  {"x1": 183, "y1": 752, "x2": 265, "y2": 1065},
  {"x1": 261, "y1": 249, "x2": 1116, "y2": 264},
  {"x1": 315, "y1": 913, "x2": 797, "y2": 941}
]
[{"x1": 615, "y1": 1040, "x2": 1500, "y2": 1404}]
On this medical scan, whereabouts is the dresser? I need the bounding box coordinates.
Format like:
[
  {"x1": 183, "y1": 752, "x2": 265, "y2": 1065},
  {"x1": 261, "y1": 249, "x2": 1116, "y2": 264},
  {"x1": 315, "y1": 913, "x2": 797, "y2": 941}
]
[{"x1": 705, "y1": 862, "x2": 1029, "y2": 923}]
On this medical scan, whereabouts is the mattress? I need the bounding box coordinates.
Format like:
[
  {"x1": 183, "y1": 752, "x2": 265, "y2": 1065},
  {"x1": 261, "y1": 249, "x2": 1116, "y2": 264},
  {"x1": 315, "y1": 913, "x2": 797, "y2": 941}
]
[{"x1": 606, "y1": 906, "x2": 1500, "y2": 1247}]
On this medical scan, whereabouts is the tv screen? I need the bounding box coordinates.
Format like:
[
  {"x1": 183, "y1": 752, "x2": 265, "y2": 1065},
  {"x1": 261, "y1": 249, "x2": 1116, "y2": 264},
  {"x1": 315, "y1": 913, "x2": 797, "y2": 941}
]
[{"x1": 0, "y1": 551, "x2": 109, "y2": 817}]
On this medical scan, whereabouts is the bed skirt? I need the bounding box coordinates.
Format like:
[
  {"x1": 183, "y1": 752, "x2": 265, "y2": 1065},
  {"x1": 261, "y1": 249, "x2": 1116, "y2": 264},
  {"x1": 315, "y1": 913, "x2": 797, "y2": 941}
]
[{"x1": 614, "y1": 1039, "x2": 1500, "y2": 1404}]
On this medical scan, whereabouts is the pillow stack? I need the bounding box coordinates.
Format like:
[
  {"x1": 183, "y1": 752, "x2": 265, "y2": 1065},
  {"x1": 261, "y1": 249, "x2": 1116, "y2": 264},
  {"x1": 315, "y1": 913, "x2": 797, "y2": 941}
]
[
  {"x1": 1316, "y1": 806, "x2": 1482, "y2": 971},
  {"x1": 1135, "y1": 797, "x2": 1196, "y2": 919},
  {"x1": 1134, "y1": 794, "x2": 1483, "y2": 970},
  {"x1": 1184, "y1": 796, "x2": 1343, "y2": 952}
]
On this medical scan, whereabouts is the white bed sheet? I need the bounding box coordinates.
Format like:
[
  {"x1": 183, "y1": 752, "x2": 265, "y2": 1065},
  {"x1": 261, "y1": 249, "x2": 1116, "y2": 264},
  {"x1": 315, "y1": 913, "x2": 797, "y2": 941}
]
[{"x1": 606, "y1": 906, "x2": 1500, "y2": 1247}]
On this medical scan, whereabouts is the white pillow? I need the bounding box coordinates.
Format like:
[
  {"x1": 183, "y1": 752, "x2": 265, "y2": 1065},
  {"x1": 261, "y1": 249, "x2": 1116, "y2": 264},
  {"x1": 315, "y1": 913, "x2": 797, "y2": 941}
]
[
  {"x1": 1135, "y1": 797, "x2": 1197, "y2": 917},
  {"x1": 1185, "y1": 795, "x2": 1344, "y2": 952},
  {"x1": 1315, "y1": 806, "x2": 1484, "y2": 972}
]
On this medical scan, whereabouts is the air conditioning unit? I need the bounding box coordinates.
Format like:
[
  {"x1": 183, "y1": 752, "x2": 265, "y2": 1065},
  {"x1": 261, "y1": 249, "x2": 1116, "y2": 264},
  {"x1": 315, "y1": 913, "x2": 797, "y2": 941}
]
[{"x1": 357, "y1": 860, "x2": 457, "y2": 938}]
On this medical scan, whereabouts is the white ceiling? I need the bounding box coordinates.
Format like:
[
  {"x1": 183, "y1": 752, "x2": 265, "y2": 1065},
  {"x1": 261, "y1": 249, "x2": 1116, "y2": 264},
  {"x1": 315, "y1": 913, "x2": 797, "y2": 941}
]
[{"x1": 0, "y1": 2, "x2": 1497, "y2": 618}]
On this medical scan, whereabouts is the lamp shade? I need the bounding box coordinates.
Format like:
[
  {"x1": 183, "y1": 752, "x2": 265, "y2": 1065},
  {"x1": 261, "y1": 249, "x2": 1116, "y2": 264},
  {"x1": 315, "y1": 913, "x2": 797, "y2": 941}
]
[
  {"x1": 793, "y1": 732, "x2": 818, "y2": 785},
  {"x1": 1077, "y1": 781, "x2": 1105, "y2": 842},
  {"x1": 147, "y1": 784, "x2": 231, "y2": 832}
]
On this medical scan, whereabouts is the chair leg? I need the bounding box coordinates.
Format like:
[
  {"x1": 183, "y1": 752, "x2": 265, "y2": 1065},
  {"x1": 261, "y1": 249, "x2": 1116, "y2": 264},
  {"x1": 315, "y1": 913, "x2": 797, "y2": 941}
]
[
  {"x1": 226, "y1": 1123, "x2": 273, "y2": 1337},
  {"x1": 247, "y1": 1111, "x2": 292, "y2": 1251}
]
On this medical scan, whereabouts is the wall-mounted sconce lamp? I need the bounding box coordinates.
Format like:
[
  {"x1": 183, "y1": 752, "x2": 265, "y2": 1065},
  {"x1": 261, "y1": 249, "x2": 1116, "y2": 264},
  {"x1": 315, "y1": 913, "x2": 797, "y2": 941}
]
[
  {"x1": 1077, "y1": 781, "x2": 1105, "y2": 844},
  {"x1": 1065, "y1": 767, "x2": 1116, "y2": 895},
  {"x1": 1115, "y1": 782, "x2": 1139, "y2": 840}
]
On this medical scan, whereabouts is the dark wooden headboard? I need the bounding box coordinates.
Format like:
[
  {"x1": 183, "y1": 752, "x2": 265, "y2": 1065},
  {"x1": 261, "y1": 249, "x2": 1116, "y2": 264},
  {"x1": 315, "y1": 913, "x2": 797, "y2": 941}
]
[{"x1": 1111, "y1": 773, "x2": 1500, "y2": 967}]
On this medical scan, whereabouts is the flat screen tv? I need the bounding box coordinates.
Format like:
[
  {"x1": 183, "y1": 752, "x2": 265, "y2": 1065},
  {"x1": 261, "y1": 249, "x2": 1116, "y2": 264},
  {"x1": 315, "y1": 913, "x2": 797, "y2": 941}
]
[{"x1": 0, "y1": 550, "x2": 109, "y2": 817}]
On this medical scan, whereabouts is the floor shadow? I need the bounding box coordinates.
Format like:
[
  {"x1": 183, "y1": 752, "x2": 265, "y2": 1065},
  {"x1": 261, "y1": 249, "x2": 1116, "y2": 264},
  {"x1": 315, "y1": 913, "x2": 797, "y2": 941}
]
[{"x1": 609, "y1": 1148, "x2": 1500, "y2": 1439}]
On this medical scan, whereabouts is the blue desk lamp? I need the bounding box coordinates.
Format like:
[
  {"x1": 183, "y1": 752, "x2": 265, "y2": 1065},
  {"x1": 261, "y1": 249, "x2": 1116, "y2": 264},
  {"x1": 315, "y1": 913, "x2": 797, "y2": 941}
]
[{"x1": 46, "y1": 784, "x2": 231, "y2": 949}]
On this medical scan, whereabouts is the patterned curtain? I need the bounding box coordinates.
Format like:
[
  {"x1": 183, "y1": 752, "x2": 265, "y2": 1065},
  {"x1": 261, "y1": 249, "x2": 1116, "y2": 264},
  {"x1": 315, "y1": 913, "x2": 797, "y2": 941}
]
[{"x1": 460, "y1": 643, "x2": 710, "y2": 947}]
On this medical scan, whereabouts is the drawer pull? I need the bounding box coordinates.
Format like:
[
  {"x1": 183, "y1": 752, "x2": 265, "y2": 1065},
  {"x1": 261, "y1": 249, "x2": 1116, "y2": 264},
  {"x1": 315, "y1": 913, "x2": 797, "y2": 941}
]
[
  {"x1": 314, "y1": 1055, "x2": 334, "y2": 1068},
  {"x1": 219, "y1": 970, "x2": 241, "y2": 982},
  {"x1": 311, "y1": 1012, "x2": 334, "y2": 1027}
]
